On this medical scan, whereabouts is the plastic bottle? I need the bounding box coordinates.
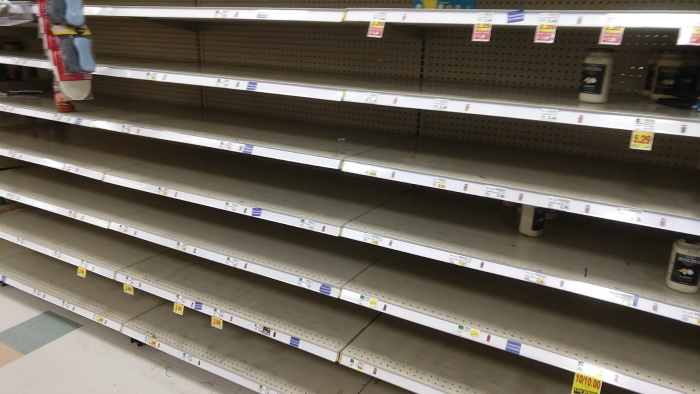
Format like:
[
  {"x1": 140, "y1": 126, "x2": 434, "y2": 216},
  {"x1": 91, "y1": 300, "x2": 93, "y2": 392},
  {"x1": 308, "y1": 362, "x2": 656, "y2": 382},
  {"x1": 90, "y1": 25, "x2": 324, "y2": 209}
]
[
  {"x1": 641, "y1": 50, "x2": 661, "y2": 97},
  {"x1": 678, "y1": 53, "x2": 700, "y2": 96},
  {"x1": 519, "y1": 205, "x2": 546, "y2": 237},
  {"x1": 579, "y1": 48, "x2": 614, "y2": 104},
  {"x1": 666, "y1": 237, "x2": 700, "y2": 294},
  {"x1": 651, "y1": 51, "x2": 685, "y2": 101}
]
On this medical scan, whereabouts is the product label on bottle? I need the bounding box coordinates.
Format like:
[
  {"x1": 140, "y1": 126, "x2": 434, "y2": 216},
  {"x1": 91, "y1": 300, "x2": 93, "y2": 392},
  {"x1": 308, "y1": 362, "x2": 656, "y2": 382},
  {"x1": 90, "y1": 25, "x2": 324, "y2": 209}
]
[
  {"x1": 670, "y1": 253, "x2": 700, "y2": 286},
  {"x1": 643, "y1": 63, "x2": 656, "y2": 91},
  {"x1": 531, "y1": 207, "x2": 546, "y2": 231},
  {"x1": 654, "y1": 66, "x2": 682, "y2": 95},
  {"x1": 580, "y1": 64, "x2": 606, "y2": 95}
]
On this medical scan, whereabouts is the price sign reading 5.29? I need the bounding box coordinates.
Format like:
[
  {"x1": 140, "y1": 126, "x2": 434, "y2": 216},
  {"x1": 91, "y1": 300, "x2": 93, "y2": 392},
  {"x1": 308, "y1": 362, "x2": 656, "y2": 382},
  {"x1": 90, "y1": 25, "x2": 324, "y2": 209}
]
[{"x1": 572, "y1": 372, "x2": 603, "y2": 394}]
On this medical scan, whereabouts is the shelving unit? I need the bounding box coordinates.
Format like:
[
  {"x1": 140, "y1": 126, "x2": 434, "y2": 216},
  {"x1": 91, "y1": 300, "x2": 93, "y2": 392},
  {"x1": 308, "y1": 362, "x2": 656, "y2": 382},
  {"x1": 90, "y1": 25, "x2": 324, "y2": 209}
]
[{"x1": 0, "y1": 1, "x2": 698, "y2": 393}]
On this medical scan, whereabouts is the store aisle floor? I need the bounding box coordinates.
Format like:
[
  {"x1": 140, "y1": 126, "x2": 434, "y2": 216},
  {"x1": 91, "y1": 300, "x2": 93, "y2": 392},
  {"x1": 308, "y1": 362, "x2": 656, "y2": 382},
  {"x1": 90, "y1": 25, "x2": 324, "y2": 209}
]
[{"x1": 0, "y1": 285, "x2": 255, "y2": 394}]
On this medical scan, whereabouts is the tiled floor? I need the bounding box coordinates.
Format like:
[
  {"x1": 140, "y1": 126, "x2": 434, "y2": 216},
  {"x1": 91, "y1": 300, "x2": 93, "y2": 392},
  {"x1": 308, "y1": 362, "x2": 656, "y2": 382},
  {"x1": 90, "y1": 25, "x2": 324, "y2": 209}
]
[{"x1": 0, "y1": 284, "x2": 255, "y2": 394}]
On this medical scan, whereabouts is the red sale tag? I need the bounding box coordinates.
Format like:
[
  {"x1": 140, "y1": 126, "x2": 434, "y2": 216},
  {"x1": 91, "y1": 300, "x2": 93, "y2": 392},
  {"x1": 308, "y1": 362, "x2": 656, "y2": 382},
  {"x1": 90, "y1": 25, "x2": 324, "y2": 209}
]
[
  {"x1": 691, "y1": 27, "x2": 700, "y2": 45},
  {"x1": 599, "y1": 26, "x2": 624, "y2": 45},
  {"x1": 534, "y1": 14, "x2": 559, "y2": 44},
  {"x1": 367, "y1": 12, "x2": 386, "y2": 38},
  {"x1": 472, "y1": 12, "x2": 494, "y2": 42}
]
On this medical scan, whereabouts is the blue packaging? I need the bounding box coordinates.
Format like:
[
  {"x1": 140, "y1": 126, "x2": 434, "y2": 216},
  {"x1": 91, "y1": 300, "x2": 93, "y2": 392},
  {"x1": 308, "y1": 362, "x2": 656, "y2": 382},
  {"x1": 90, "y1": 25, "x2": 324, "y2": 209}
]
[{"x1": 414, "y1": 0, "x2": 477, "y2": 9}]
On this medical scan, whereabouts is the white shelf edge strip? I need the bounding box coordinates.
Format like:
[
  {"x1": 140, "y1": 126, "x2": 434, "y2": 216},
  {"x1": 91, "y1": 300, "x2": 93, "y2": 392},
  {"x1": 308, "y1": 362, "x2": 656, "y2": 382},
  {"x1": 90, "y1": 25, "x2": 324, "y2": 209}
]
[
  {"x1": 0, "y1": 274, "x2": 287, "y2": 394},
  {"x1": 103, "y1": 174, "x2": 342, "y2": 237},
  {"x1": 0, "y1": 228, "x2": 115, "y2": 279},
  {"x1": 0, "y1": 102, "x2": 341, "y2": 170},
  {"x1": 338, "y1": 289, "x2": 685, "y2": 394},
  {"x1": 339, "y1": 227, "x2": 700, "y2": 327},
  {"x1": 109, "y1": 221, "x2": 342, "y2": 298},
  {"x1": 114, "y1": 273, "x2": 339, "y2": 362},
  {"x1": 344, "y1": 10, "x2": 700, "y2": 28},
  {"x1": 0, "y1": 274, "x2": 122, "y2": 331},
  {"x1": 0, "y1": 187, "x2": 111, "y2": 228},
  {"x1": 83, "y1": 6, "x2": 345, "y2": 22},
  {"x1": 119, "y1": 326, "x2": 283, "y2": 394},
  {"x1": 344, "y1": 91, "x2": 699, "y2": 138},
  {"x1": 0, "y1": 147, "x2": 104, "y2": 180},
  {"x1": 1, "y1": 56, "x2": 697, "y2": 137},
  {"x1": 340, "y1": 161, "x2": 700, "y2": 236}
]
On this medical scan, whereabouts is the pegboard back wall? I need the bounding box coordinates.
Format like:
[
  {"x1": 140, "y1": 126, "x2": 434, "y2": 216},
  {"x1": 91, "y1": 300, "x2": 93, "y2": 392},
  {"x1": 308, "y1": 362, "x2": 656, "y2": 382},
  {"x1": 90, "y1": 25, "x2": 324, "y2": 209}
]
[
  {"x1": 204, "y1": 87, "x2": 418, "y2": 133},
  {"x1": 422, "y1": 112, "x2": 699, "y2": 169},
  {"x1": 88, "y1": 19, "x2": 199, "y2": 63},
  {"x1": 93, "y1": 75, "x2": 203, "y2": 107},
  {"x1": 201, "y1": 23, "x2": 422, "y2": 78},
  {"x1": 424, "y1": 26, "x2": 697, "y2": 93}
]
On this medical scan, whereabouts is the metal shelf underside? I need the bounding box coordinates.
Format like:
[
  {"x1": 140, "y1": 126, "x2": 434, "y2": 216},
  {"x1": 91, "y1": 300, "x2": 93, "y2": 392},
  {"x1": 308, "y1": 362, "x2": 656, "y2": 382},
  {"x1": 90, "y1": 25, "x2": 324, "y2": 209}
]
[
  {"x1": 0, "y1": 94, "x2": 408, "y2": 169},
  {"x1": 0, "y1": 209, "x2": 166, "y2": 278},
  {"x1": 0, "y1": 56, "x2": 697, "y2": 136},
  {"x1": 0, "y1": 126, "x2": 409, "y2": 235},
  {"x1": 341, "y1": 315, "x2": 634, "y2": 394},
  {"x1": 343, "y1": 253, "x2": 700, "y2": 394},
  {"x1": 342, "y1": 137, "x2": 700, "y2": 235},
  {"x1": 120, "y1": 250, "x2": 379, "y2": 356},
  {"x1": 0, "y1": 167, "x2": 387, "y2": 293},
  {"x1": 342, "y1": 188, "x2": 700, "y2": 326}
]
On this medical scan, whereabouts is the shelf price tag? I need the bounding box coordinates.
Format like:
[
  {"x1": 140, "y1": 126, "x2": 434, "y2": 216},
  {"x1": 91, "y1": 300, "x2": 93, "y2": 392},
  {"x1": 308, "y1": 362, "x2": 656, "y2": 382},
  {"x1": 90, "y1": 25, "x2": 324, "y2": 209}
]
[
  {"x1": 572, "y1": 372, "x2": 603, "y2": 394},
  {"x1": 457, "y1": 324, "x2": 480, "y2": 339},
  {"x1": 211, "y1": 309, "x2": 224, "y2": 329},
  {"x1": 678, "y1": 25, "x2": 700, "y2": 46},
  {"x1": 485, "y1": 185, "x2": 507, "y2": 200},
  {"x1": 299, "y1": 218, "x2": 316, "y2": 231},
  {"x1": 173, "y1": 302, "x2": 185, "y2": 315},
  {"x1": 123, "y1": 283, "x2": 134, "y2": 295},
  {"x1": 540, "y1": 108, "x2": 559, "y2": 121},
  {"x1": 524, "y1": 271, "x2": 547, "y2": 285},
  {"x1": 432, "y1": 177, "x2": 447, "y2": 189},
  {"x1": 630, "y1": 118, "x2": 655, "y2": 151},
  {"x1": 547, "y1": 196, "x2": 571, "y2": 211},
  {"x1": 358, "y1": 294, "x2": 378, "y2": 309},
  {"x1": 472, "y1": 12, "x2": 494, "y2": 42},
  {"x1": 214, "y1": 9, "x2": 228, "y2": 18},
  {"x1": 534, "y1": 13, "x2": 559, "y2": 44},
  {"x1": 367, "y1": 12, "x2": 386, "y2": 38},
  {"x1": 449, "y1": 253, "x2": 471, "y2": 267},
  {"x1": 681, "y1": 310, "x2": 700, "y2": 326},
  {"x1": 77, "y1": 266, "x2": 87, "y2": 278},
  {"x1": 432, "y1": 99, "x2": 449, "y2": 111}
]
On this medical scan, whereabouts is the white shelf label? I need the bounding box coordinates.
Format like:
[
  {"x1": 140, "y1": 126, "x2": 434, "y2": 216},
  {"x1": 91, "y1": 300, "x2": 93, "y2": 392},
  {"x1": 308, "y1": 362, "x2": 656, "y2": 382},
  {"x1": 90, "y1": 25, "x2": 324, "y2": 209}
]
[
  {"x1": 297, "y1": 277, "x2": 313, "y2": 289},
  {"x1": 254, "y1": 324, "x2": 271, "y2": 336},
  {"x1": 457, "y1": 324, "x2": 480, "y2": 339},
  {"x1": 449, "y1": 253, "x2": 471, "y2": 267},
  {"x1": 61, "y1": 300, "x2": 75, "y2": 310},
  {"x1": 157, "y1": 186, "x2": 170, "y2": 196},
  {"x1": 215, "y1": 78, "x2": 231, "y2": 88},
  {"x1": 615, "y1": 208, "x2": 642, "y2": 223},
  {"x1": 299, "y1": 218, "x2": 316, "y2": 231},
  {"x1": 432, "y1": 99, "x2": 449, "y2": 111},
  {"x1": 608, "y1": 290, "x2": 638, "y2": 307},
  {"x1": 524, "y1": 271, "x2": 547, "y2": 285},
  {"x1": 5, "y1": 192, "x2": 18, "y2": 201},
  {"x1": 219, "y1": 141, "x2": 243, "y2": 152},
  {"x1": 214, "y1": 9, "x2": 228, "y2": 18},
  {"x1": 32, "y1": 289, "x2": 46, "y2": 298},
  {"x1": 364, "y1": 93, "x2": 379, "y2": 104},
  {"x1": 432, "y1": 177, "x2": 447, "y2": 189},
  {"x1": 540, "y1": 108, "x2": 559, "y2": 121},
  {"x1": 485, "y1": 185, "x2": 507, "y2": 200},
  {"x1": 358, "y1": 295, "x2": 378, "y2": 309},
  {"x1": 225, "y1": 256, "x2": 239, "y2": 268},
  {"x1": 681, "y1": 310, "x2": 700, "y2": 325},
  {"x1": 363, "y1": 233, "x2": 383, "y2": 246},
  {"x1": 577, "y1": 361, "x2": 604, "y2": 378},
  {"x1": 547, "y1": 196, "x2": 571, "y2": 211},
  {"x1": 224, "y1": 202, "x2": 240, "y2": 212},
  {"x1": 176, "y1": 242, "x2": 194, "y2": 253}
]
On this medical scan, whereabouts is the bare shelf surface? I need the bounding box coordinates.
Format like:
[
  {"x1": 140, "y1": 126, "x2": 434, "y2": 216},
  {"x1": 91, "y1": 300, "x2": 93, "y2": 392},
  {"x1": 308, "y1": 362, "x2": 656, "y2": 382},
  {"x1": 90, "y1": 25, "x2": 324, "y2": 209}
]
[
  {"x1": 344, "y1": 253, "x2": 700, "y2": 394},
  {"x1": 342, "y1": 315, "x2": 634, "y2": 394},
  {"x1": 120, "y1": 250, "x2": 379, "y2": 359},
  {"x1": 0, "y1": 208, "x2": 166, "y2": 277},
  {"x1": 0, "y1": 93, "x2": 407, "y2": 169},
  {"x1": 124, "y1": 303, "x2": 380, "y2": 394},
  {"x1": 342, "y1": 137, "x2": 700, "y2": 235},
  {"x1": 342, "y1": 188, "x2": 700, "y2": 326},
  {"x1": 0, "y1": 247, "x2": 165, "y2": 326}
]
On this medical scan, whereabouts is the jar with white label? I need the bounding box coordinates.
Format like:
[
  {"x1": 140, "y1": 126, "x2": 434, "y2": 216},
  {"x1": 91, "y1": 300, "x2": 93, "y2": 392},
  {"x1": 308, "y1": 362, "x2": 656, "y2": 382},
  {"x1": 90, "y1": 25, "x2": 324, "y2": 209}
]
[
  {"x1": 641, "y1": 50, "x2": 661, "y2": 97},
  {"x1": 651, "y1": 51, "x2": 685, "y2": 101},
  {"x1": 666, "y1": 237, "x2": 700, "y2": 293},
  {"x1": 579, "y1": 48, "x2": 614, "y2": 104},
  {"x1": 519, "y1": 205, "x2": 546, "y2": 237}
]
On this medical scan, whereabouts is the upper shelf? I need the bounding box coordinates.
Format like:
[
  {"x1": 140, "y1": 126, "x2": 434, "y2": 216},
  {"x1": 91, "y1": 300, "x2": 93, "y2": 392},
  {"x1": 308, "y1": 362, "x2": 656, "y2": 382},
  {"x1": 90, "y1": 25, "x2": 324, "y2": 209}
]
[
  {"x1": 83, "y1": 6, "x2": 346, "y2": 22},
  {"x1": 2, "y1": 55, "x2": 699, "y2": 137}
]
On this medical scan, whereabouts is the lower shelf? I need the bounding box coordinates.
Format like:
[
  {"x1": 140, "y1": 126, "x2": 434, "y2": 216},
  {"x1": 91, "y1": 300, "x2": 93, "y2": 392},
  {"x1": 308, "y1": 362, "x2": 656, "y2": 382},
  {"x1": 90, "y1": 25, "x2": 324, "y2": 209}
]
[{"x1": 0, "y1": 247, "x2": 401, "y2": 394}]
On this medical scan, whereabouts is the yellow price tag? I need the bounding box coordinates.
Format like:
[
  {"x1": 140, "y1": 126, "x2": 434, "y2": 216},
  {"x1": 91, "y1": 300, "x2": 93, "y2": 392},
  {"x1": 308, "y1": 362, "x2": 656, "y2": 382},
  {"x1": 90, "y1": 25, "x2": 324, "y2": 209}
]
[
  {"x1": 123, "y1": 283, "x2": 134, "y2": 295},
  {"x1": 629, "y1": 130, "x2": 654, "y2": 151},
  {"x1": 96, "y1": 316, "x2": 106, "y2": 324},
  {"x1": 572, "y1": 372, "x2": 603, "y2": 394},
  {"x1": 149, "y1": 338, "x2": 158, "y2": 347},
  {"x1": 77, "y1": 266, "x2": 87, "y2": 278},
  {"x1": 211, "y1": 316, "x2": 223, "y2": 329},
  {"x1": 173, "y1": 302, "x2": 185, "y2": 315}
]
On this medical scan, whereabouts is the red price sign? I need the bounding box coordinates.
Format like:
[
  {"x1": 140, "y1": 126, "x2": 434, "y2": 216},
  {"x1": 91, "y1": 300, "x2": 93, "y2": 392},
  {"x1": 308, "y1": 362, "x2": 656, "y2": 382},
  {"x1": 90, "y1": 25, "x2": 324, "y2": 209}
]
[
  {"x1": 572, "y1": 372, "x2": 603, "y2": 394},
  {"x1": 599, "y1": 26, "x2": 624, "y2": 45},
  {"x1": 472, "y1": 23, "x2": 492, "y2": 41},
  {"x1": 367, "y1": 13, "x2": 386, "y2": 38}
]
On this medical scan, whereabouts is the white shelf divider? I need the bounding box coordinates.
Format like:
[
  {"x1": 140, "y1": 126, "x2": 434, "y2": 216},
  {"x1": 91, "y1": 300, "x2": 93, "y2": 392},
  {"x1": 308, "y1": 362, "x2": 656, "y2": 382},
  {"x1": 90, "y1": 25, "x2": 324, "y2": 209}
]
[{"x1": 342, "y1": 188, "x2": 700, "y2": 327}]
